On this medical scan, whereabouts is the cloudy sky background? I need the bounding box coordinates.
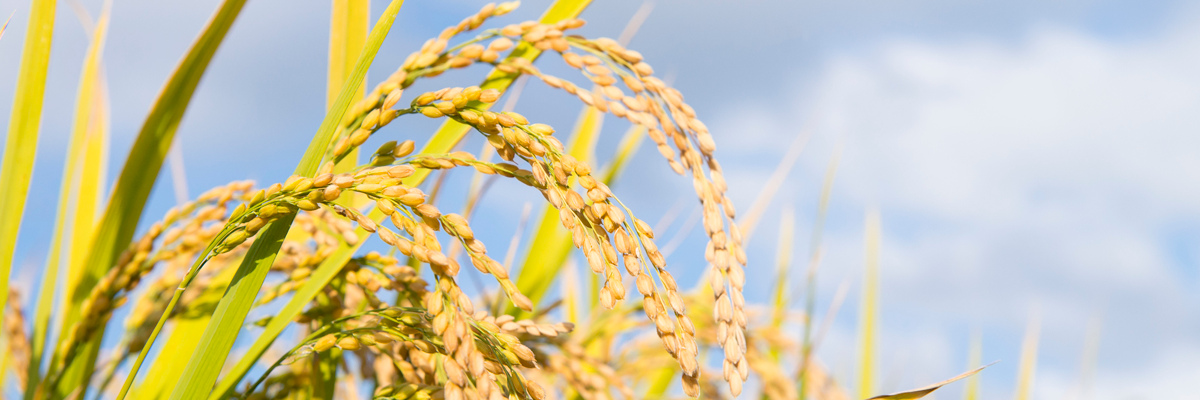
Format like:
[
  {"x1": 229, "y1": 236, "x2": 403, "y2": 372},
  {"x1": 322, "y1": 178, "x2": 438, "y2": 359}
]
[{"x1": 3, "y1": 0, "x2": 1200, "y2": 398}]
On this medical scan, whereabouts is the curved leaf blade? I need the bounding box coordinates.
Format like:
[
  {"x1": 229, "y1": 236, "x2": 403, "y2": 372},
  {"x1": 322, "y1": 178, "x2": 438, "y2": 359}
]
[
  {"x1": 0, "y1": 0, "x2": 55, "y2": 326},
  {"x1": 865, "y1": 362, "x2": 995, "y2": 400}
]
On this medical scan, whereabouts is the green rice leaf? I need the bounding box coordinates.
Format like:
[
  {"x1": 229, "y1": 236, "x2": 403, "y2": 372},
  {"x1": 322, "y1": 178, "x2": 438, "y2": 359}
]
[
  {"x1": 0, "y1": 0, "x2": 55, "y2": 328},
  {"x1": 133, "y1": 266, "x2": 236, "y2": 400}
]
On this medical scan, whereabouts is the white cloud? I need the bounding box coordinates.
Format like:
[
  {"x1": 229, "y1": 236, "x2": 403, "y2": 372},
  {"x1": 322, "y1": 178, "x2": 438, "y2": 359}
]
[{"x1": 713, "y1": 19, "x2": 1200, "y2": 399}]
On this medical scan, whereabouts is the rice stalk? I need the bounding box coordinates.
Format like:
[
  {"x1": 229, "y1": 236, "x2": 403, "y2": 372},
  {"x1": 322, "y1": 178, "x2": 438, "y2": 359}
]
[{"x1": 209, "y1": 3, "x2": 593, "y2": 397}]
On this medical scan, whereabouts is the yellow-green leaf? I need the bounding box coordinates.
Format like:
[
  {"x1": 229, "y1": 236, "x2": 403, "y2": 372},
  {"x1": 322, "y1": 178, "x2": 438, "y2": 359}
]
[
  {"x1": 865, "y1": 362, "x2": 995, "y2": 400},
  {"x1": 1014, "y1": 311, "x2": 1041, "y2": 400},
  {"x1": 207, "y1": 235, "x2": 360, "y2": 400},
  {"x1": 133, "y1": 266, "x2": 236, "y2": 400},
  {"x1": 0, "y1": 0, "x2": 55, "y2": 326},
  {"x1": 329, "y1": 0, "x2": 369, "y2": 172},
  {"x1": 859, "y1": 208, "x2": 881, "y2": 399}
]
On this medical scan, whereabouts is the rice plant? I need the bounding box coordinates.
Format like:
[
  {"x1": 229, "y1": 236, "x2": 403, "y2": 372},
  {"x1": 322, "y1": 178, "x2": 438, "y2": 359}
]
[{"x1": 0, "y1": 1, "x2": 1000, "y2": 400}]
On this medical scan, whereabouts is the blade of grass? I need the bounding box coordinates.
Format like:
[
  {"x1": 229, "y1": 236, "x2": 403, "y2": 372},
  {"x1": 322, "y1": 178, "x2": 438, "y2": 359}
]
[
  {"x1": 866, "y1": 362, "x2": 995, "y2": 400},
  {"x1": 27, "y1": 3, "x2": 110, "y2": 397},
  {"x1": 207, "y1": 235, "x2": 356, "y2": 399},
  {"x1": 1014, "y1": 310, "x2": 1040, "y2": 400},
  {"x1": 329, "y1": 0, "x2": 369, "y2": 173},
  {"x1": 133, "y1": 316, "x2": 210, "y2": 400},
  {"x1": 963, "y1": 328, "x2": 982, "y2": 400},
  {"x1": 0, "y1": 0, "x2": 55, "y2": 326},
  {"x1": 159, "y1": 3, "x2": 403, "y2": 400},
  {"x1": 209, "y1": 3, "x2": 593, "y2": 396},
  {"x1": 859, "y1": 208, "x2": 881, "y2": 399}
]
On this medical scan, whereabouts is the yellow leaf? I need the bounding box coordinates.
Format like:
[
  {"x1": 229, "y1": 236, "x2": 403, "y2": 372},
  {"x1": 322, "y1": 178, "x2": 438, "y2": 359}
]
[
  {"x1": 0, "y1": 0, "x2": 55, "y2": 327},
  {"x1": 34, "y1": 2, "x2": 111, "y2": 395},
  {"x1": 329, "y1": 0, "x2": 369, "y2": 173}
]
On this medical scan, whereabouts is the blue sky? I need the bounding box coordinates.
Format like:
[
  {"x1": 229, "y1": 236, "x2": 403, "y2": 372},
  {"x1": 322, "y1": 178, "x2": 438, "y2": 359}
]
[{"x1": 3, "y1": 0, "x2": 1200, "y2": 398}]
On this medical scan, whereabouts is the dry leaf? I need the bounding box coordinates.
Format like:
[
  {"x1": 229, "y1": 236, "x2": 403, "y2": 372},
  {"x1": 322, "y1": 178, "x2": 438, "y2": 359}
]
[{"x1": 865, "y1": 361, "x2": 997, "y2": 400}]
